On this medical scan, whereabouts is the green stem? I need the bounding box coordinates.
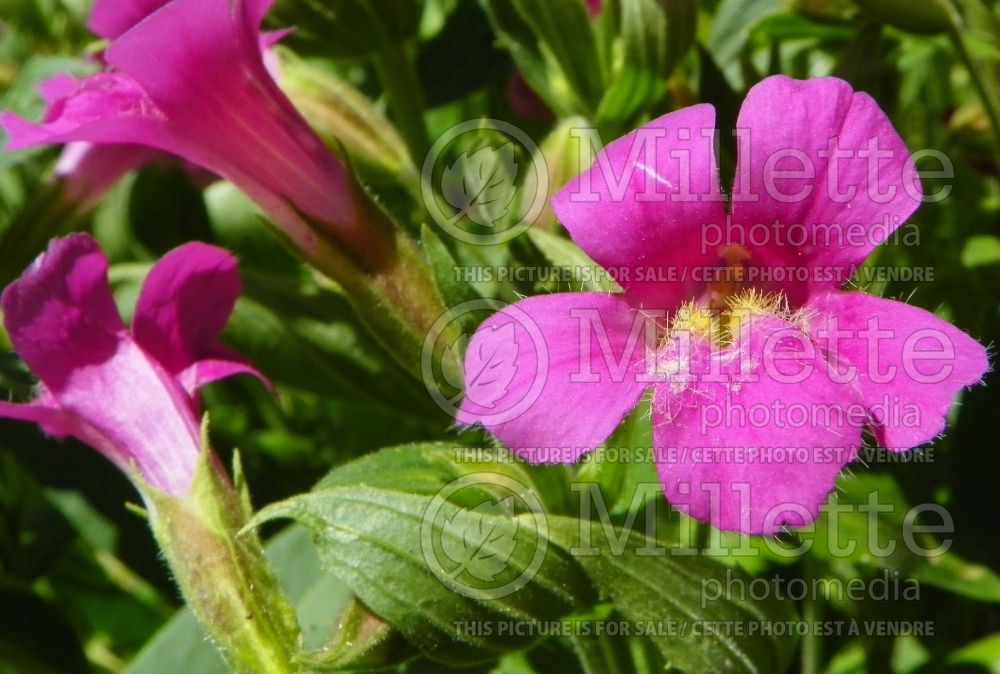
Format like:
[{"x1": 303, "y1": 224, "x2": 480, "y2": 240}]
[
  {"x1": 282, "y1": 189, "x2": 460, "y2": 385},
  {"x1": 371, "y1": 40, "x2": 430, "y2": 165},
  {"x1": 800, "y1": 559, "x2": 822, "y2": 674},
  {"x1": 945, "y1": 4, "x2": 1000, "y2": 162},
  {"x1": 146, "y1": 452, "x2": 301, "y2": 674}
]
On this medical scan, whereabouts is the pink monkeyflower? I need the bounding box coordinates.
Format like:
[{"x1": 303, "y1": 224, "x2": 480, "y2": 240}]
[
  {"x1": 43, "y1": 1, "x2": 174, "y2": 211},
  {"x1": 21, "y1": 75, "x2": 155, "y2": 212},
  {"x1": 88, "y1": 0, "x2": 172, "y2": 39},
  {"x1": 458, "y1": 75, "x2": 989, "y2": 535},
  {"x1": 55, "y1": 141, "x2": 156, "y2": 210},
  {"x1": 0, "y1": 0, "x2": 364, "y2": 258},
  {"x1": 0, "y1": 233, "x2": 265, "y2": 496},
  {"x1": 38, "y1": 1, "x2": 293, "y2": 212}
]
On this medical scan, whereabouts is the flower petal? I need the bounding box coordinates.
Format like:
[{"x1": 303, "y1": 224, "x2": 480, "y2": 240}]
[
  {"x1": 730, "y1": 76, "x2": 922, "y2": 304},
  {"x1": 103, "y1": 0, "x2": 357, "y2": 233},
  {"x1": 0, "y1": 393, "x2": 142, "y2": 471},
  {"x1": 88, "y1": 0, "x2": 171, "y2": 39},
  {"x1": 552, "y1": 105, "x2": 726, "y2": 310},
  {"x1": 178, "y1": 354, "x2": 273, "y2": 396},
  {"x1": 0, "y1": 400, "x2": 82, "y2": 440},
  {"x1": 56, "y1": 142, "x2": 157, "y2": 209},
  {"x1": 54, "y1": 337, "x2": 203, "y2": 495},
  {"x1": 1, "y1": 234, "x2": 202, "y2": 495},
  {"x1": 807, "y1": 291, "x2": 989, "y2": 450},
  {"x1": 653, "y1": 315, "x2": 863, "y2": 535},
  {"x1": 457, "y1": 293, "x2": 650, "y2": 462},
  {"x1": 132, "y1": 242, "x2": 242, "y2": 374},
  {"x1": 1, "y1": 233, "x2": 125, "y2": 391},
  {"x1": 0, "y1": 73, "x2": 170, "y2": 152}
]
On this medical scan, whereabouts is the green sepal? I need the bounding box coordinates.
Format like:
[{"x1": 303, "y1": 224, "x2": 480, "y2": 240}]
[
  {"x1": 135, "y1": 418, "x2": 302, "y2": 674},
  {"x1": 294, "y1": 596, "x2": 417, "y2": 672},
  {"x1": 277, "y1": 50, "x2": 420, "y2": 194}
]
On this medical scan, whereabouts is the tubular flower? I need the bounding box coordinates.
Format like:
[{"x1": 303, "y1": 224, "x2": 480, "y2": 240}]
[
  {"x1": 457, "y1": 75, "x2": 989, "y2": 534},
  {"x1": 0, "y1": 233, "x2": 265, "y2": 496},
  {"x1": 0, "y1": 0, "x2": 368, "y2": 260},
  {"x1": 88, "y1": 0, "x2": 172, "y2": 39}
]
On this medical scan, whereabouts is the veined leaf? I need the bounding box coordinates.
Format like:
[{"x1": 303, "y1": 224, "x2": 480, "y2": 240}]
[
  {"x1": 547, "y1": 515, "x2": 799, "y2": 674},
  {"x1": 249, "y1": 485, "x2": 594, "y2": 665},
  {"x1": 482, "y1": 0, "x2": 604, "y2": 116}
]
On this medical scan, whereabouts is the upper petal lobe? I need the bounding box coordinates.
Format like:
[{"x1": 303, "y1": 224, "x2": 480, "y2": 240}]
[
  {"x1": 730, "y1": 76, "x2": 922, "y2": 304},
  {"x1": 1, "y1": 233, "x2": 125, "y2": 391},
  {"x1": 552, "y1": 105, "x2": 726, "y2": 310},
  {"x1": 133, "y1": 242, "x2": 242, "y2": 373}
]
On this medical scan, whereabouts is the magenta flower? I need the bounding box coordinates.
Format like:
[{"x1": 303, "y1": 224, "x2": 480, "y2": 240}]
[
  {"x1": 0, "y1": 0, "x2": 363, "y2": 258},
  {"x1": 0, "y1": 234, "x2": 264, "y2": 496},
  {"x1": 88, "y1": 0, "x2": 172, "y2": 39},
  {"x1": 43, "y1": 0, "x2": 181, "y2": 210},
  {"x1": 54, "y1": 141, "x2": 155, "y2": 209},
  {"x1": 458, "y1": 75, "x2": 989, "y2": 534}
]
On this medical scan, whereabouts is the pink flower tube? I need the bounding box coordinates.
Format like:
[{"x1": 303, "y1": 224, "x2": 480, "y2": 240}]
[
  {"x1": 0, "y1": 233, "x2": 264, "y2": 495},
  {"x1": 0, "y1": 0, "x2": 365, "y2": 258},
  {"x1": 458, "y1": 75, "x2": 990, "y2": 535}
]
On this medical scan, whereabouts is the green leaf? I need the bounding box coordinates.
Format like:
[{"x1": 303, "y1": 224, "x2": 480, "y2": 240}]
[
  {"x1": 420, "y1": 223, "x2": 483, "y2": 311},
  {"x1": 707, "y1": 0, "x2": 788, "y2": 72},
  {"x1": 527, "y1": 227, "x2": 620, "y2": 293},
  {"x1": 440, "y1": 497, "x2": 521, "y2": 582},
  {"x1": 948, "y1": 633, "x2": 1000, "y2": 672},
  {"x1": 482, "y1": 0, "x2": 604, "y2": 116},
  {"x1": 805, "y1": 474, "x2": 1000, "y2": 603},
  {"x1": 296, "y1": 596, "x2": 414, "y2": 672},
  {"x1": 515, "y1": 0, "x2": 604, "y2": 113},
  {"x1": 313, "y1": 443, "x2": 574, "y2": 517},
  {"x1": 568, "y1": 608, "x2": 667, "y2": 674},
  {"x1": 249, "y1": 481, "x2": 594, "y2": 665},
  {"x1": 277, "y1": 51, "x2": 418, "y2": 189},
  {"x1": 961, "y1": 234, "x2": 1000, "y2": 267},
  {"x1": 598, "y1": 0, "x2": 698, "y2": 123},
  {"x1": 546, "y1": 515, "x2": 799, "y2": 674}
]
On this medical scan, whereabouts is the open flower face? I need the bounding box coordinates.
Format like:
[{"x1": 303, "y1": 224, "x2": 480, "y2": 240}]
[
  {"x1": 458, "y1": 75, "x2": 989, "y2": 535},
  {"x1": 0, "y1": 234, "x2": 265, "y2": 496}
]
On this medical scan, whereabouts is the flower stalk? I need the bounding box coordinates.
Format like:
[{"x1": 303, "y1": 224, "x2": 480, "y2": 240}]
[{"x1": 142, "y1": 442, "x2": 300, "y2": 674}]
